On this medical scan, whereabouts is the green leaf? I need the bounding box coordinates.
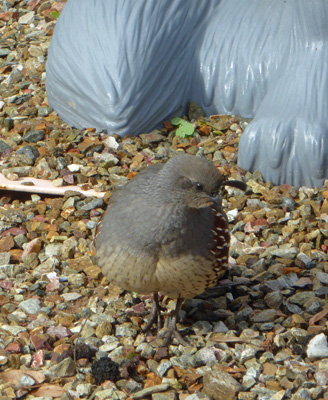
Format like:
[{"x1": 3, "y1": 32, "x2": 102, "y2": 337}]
[
  {"x1": 51, "y1": 10, "x2": 61, "y2": 19},
  {"x1": 176, "y1": 122, "x2": 195, "y2": 138},
  {"x1": 171, "y1": 117, "x2": 184, "y2": 126},
  {"x1": 171, "y1": 117, "x2": 195, "y2": 137}
]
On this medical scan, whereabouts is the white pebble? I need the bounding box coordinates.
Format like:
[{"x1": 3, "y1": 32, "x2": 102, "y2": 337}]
[
  {"x1": 307, "y1": 333, "x2": 328, "y2": 360},
  {"x1": 67, "y1": 164, "x2": 81, "y2": 172}
]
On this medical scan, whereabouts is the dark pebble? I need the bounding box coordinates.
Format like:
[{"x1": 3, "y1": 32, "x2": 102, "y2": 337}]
[
  {"x1": 281, "y1": 197, "x2": 296, "y2": 210},
  {"x1": 16, "y1": 145, "x2": 39, "y2": 163},
  {"x1": 0, "y1": 139, "x2": 11, "y2": 154},
  {"x1": 23, "y1": 130, "x2": 45, "y2": 143}
]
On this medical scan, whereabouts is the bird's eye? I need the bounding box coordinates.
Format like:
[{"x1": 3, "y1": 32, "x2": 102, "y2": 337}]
[{"x1": 196, "y1": 183, "x2": 203, "y2": 191}]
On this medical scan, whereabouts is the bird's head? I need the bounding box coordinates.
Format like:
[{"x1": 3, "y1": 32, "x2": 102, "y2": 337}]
[{"x1": 157, "y1": 154, "x2": 246, "y2": 209}]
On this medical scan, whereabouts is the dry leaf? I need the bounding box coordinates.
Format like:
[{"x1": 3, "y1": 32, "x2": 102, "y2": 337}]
[
  {"x1": 309, "y1": 308, "x2": 328, "y2": 326},
  {"x1": 32, "y1": 384, "x2": 66, "y2": 397},
  {"x1": 0, "y1": 369, "x2": 45, "y2": 385}
]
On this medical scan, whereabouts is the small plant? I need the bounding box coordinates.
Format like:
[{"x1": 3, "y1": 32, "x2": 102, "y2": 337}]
[
  {"x1": 51, "y1": 10, "x2": 61, "y2": 19},
  {"x1": 171, "y1": 117, "x2": 195, "y2": 138}
]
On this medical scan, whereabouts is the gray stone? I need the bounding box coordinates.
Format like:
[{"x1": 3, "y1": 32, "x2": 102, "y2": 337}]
[
  {"x1": 50, "y1": 357, "x2": 76, "y2": 377},
  {"x1": 93, "y1": 152, "x2": 119, "y2": 166},
  {"x1": 157, "y1": 360, "x2": 173, "y2": 378},
  {"x1": 0, "y1": 139, "x2": 11, "y2": 154},
  {"x1": 250, "y1": 309, "x2": 277, "y2": 322},
  {"x1": 19, "y1": 298, "x2": 41, "y2": 315},
  {"x1": 0, "y1": 48, "x2": 11, "y2": 57},
  {"x1": 79, "y1": 198, "x2": 104, "y2": 211},
  {"x1": 189, "y1": 347, "x2": 217, "y2": 368},
  {"x1": 16, "y1": 145, "x2": 39, "y2": 163},
  {"x1": 23, "y1": 130, "x2": 45, "y2": 143},
  {"x1": 18, "y1": 11, "x2": 35, "y2": 24},
  {"x1": 0, "y1": 252, "x2": 11, "y2": 266},
  {"x1": 270, "y1": 247, "x2": 298, "y2": 258},
  {"x1": 316, "y1": 272, "x2": 328, "y2": 285},
  {"x1": 45, "y1": 243, "x2": 63, "y2": 259},
  {"x1": 185, "y1": 394, "x2": 211, "y2": 400},
  {"x1": 306, "y1": 300, "x2": 322, "y2": 314},
  {"x1": 292, "y1": 388, "x2": 311, "y2": 400},
  {"x1": 130, "y1": 384, "x2": 170, "y2": 399},
  {"x1": 115, "y1": 324, "x2": 137, "y2": 338},
  {"x1": 18, "y1": 374, "x2": 35, "y2": 387},
  {"x1": 264, "y1": 291, "x2": 283, "y2": 309},
  {"x1": 306, "y1": 333, "x2": 328, "y2": 360},
  {"x1": 281, "y1": 197, "x2": 295, "y2": 210},
  {"x1": 289, "y1": 291, "x2": 315, "y2": 306},
  {"x1": 213, "y1": 321, "x2": 229, "y2": 333},
  {"x1": 152, "y1": 392, "x2": 177, "y2": 400},
  {"x1": 38, "y1": 106, "x2": 51, "y2": 117},
  {"x1": 192, "y1": 320, "x2": 213, "y2": 335},
  {"x1": 1, "y1": 325, "x2": 26, "y2": 336},
  {"x1": 296, "y1": 252, "x2": 312, "y2": 265},
  {"x1": 202, "y1": 364, "x2": 241, "y2": 400},
  {"x1": 125, "y1": 379, "x2": 143, "y2": 393}
]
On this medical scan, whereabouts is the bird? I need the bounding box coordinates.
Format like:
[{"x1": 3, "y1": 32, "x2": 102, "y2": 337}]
[{"x1": 95, "y1": 153, "x2": 246, "y2": 344}]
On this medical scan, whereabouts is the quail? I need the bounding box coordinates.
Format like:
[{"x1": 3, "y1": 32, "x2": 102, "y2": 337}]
[{"x1": 95, "y1": 154, "x2": 246, "y2": 343}]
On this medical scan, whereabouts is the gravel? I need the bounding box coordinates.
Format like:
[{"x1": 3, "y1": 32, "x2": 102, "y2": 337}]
[{"x1": 1, "y1": 1, "x2": 328, "y2": 399}]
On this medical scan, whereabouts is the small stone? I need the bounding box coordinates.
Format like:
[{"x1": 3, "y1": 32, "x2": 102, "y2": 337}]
[
  {"x1": 23, "y1": 130, "x2": 45, "y2": 143},
  {"x1": 213, "y1": 321, "x2": 229, "y2": 333},
  {"x1": 104, "y1": 136, "x2": 120, "y2": 150},
  {"x1": 157, "y1": 360, "x2": 172, "y2": 378},
  {"x1": 49, "y1": 357, "x2": 76, "y2": 377},
  {"x1": 45, "y1": 243, "x2": 63, "y2": 259},
  {"x1": 67, "y1": 163, "x2": 81, "y2": 172},
  {"x1": 307, "y1": 333, "x2": 328, "y2": 360},
  {"x1": 96, "y1": 321, "x2": 113, "y2": 338},
  {"x1": 202, "y1": 365, "x2": 241, "y2": 400},
  {"x1": 16, "y1": 145, "x2": 39, "y2": 163},
  {"x1": 139, "y1": 131, "x2": 165, "y2": 144},
  {"x1": 316, "y1": 272, "x2": 328, "y2": 285},
  {"x1": 314, "y1": 369, "x2": 328, "y2": 386},
  {"x1": 190, "y1": 347, "x2": 217, "y2": 368},
  {"x1": 93, "y1": 152, "x2": 119, "y2": 166},
  {"x1": 0, "y1": 252, "x2": 11, "y2": 265},
  {"x1": 76, "y1": 383, "x2": 93, "y2": 397},
  {"x1": 270, "y1": 247, "x2": 298, "y2": 258},
  {"x1": 1, "y1": 325, "x2": 26, "y2": 336},
  {"x1": 192, "y1": 320, "x2": 213, "y2": 335},
  {"x1": 130, "y1": 384, "x2": 170, "y2": 399},
  {"x1": 79, "y1": 198, "x2": 104, "y2": 211},
  {"x1": 18, "y1": 374, "x2": 35, "y2": 387},
  {"x1": 296, "y1": 252, "x2": 312, "y2": 265},
  {"x1": 61, "y1": 292, "x2": 82, "y2": 302},
  {"x1": 38, "y1": 106, "x2": 51, "y2": 117},
  {"x1": 19, "y1": 298, "x2": 41, "y2": 315},
  {"x1": 115, "y1": 324, "x2": 137, "y2": 338},
  {"x1": 18, "y1": 11, "x2": 35, "y2": 24},
  {"x1": 0, "y1": 139, "x2": 11, "y2": 154}
]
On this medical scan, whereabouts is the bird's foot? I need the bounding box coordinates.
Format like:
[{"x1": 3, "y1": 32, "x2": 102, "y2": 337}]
[
  {"x1": 142, "y1": 292, "x2": 164, "y2": 332},
  {"x1": 160, "y1": 325, "x2": 189, "y2": 347},
  {"x1": 149, "y1": 297, "x2": 188, "y2": 346}
]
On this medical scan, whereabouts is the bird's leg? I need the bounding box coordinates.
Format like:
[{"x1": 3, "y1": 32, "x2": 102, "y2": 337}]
[
  {"x1": 162, "y1": 297, "x2": 188, "y2": 346},
  {"x1": 142, "y1": 292, "x2": 163, "y2": 332}
]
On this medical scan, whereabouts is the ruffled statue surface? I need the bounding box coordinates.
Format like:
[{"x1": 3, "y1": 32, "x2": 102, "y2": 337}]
[{"x1": 46, "y1": 0, "x2": 328, "y2": 187}]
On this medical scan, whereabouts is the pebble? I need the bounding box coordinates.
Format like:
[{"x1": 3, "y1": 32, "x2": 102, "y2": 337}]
[
  {"x1": 22, "y1": 129, "x2": 45, "y2": 143},
  {"x1": 18, "y1": 11, "x2": 35, "y2": 24},
  {"x1": 18, "y1": 298, "x2": 41, "y2": 315},
  {"x1": 202, "y1": 365, "x2": 241, "y2": 400},
  {"x1": 306, "y1": 333, "x2": 328, "y2": 360}
]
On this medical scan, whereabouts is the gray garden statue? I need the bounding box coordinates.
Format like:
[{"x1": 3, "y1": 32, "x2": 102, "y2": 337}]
[{"x1": 46, "y1": 0, "x2": 328, "y2": 188}]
